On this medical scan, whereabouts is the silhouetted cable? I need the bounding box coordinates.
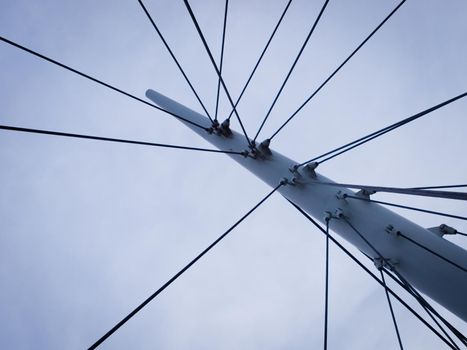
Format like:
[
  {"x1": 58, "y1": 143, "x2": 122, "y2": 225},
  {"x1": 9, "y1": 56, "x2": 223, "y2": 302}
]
[
  {"x1": 0, "y1": 36, "x2": 210, "y2": 131},
  {"x1": 254, "y1": 0, "x2": 329, "y2": 142},
  {"x1": 344, "y1": 195, "x2": 467, "y2": 221},
  {"x1": 214, "y1": 0, "x2": 229, "y2": 122},
  {"x1": 411, "y1": 184, "x2": 467, "y2": 190},
  {"x1": 270, "y1": 0, "x2": 406, "y2": 140},
  {"x1": 380, "y1": 270, "x2": 404, "y2": 350},
  {"x1": 0, "y1": 124, "x2": 246, "y2": 156},
  {"x1": 137, "y1": 0, "x2": 213, "y2": 122},
  {"x1": 457, "y1": 232, "x2": 467, "y2": 237},
  {"x1": 297, "y1": 91, "x2": 467, "y2": 166},
  {"x1": 88, "y1": 183, "x2": 283, "y2": 349},
  {"x1": 287, "y1": 200, "x2": 457, "y2": 350},
  {"x1": 324, "y1": 218, "x2": 330, "y2": 350},
  {"x1": 183, "y1": 0, "x2": 253, "y2": 148},
  {"x1": 396, "y1": 232, "x2": 467, "y2": 274},
  {"x1": 227, "y1": 0, "x2": 293, "y2": 121}
]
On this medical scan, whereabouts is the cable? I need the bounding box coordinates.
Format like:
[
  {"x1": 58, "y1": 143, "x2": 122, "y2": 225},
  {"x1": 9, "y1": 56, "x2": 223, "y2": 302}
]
[
  {"x1": 344, "y1": 195, "x2": 467, "y2": 221},
  {"x1": 380, "y1": 270, "x2": 404, "y2": 350},
  {"x1": 88, "y1": 182, "x2": 283, "y2": 349},
  {"x1": 253, "y1": 0, "x2": 330, "y2": 142},
  {"x1": 214, "y1": 0, "x2": 229, "y2": 122},
  {"x1": 396, "y1": 232, "x2": 467, "y2": 274},
  {"x1": 0, "y1": 124, "x2": 246, "y2": 156},
  {"x1": 411, "y1": 184, "x2": 467, "y2": 190},
  {"x1": 183, "y1": 0, "x2": 253, "y2": 148},
  {"x1": 312, "y1": 182, "x2": 467, "y2": 201},
  {"x1": 226, "y1": 0, "x2": 293, "y2": 121},
  {"x1": 287, "y1": 200, "x2": 458, "y2": 350},
  {"x1": 137, "y1": 0, "x2": 213, "y2": 123},
  {"x1": 297, "y1": 91, "x2": 467, "y2": 166},
  {"x1": 0, "y1": 36, "x2": 210, "y2": 132},
  {"x1": 270, "y1": 0, "x2": 406, "y2": 140},
  {"x1": 324, "y1": 217, "x2": 330, "y2": 350}
]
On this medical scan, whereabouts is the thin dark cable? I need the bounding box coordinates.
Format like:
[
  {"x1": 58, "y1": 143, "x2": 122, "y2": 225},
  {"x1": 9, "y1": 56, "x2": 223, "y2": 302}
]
[
  {"x1": 380, "y1": 270, "x2": 404, "y2": 350},
  {"x1": 137, "y1": 0, "x2": 213, "y2": 123},
  {"x1": 287, "y1": 200, "x2": 457, "y2": 350},
  {"x1": 387, "y1": 269, "x2": 465, "y2": 348},
  {"x1": 0, "y1": 124, "x2": 246, "y2": 156},
  {"x1": 298, "y1": 91, "x2": 467, "y2": 167},
  {"x1": 88, "y1": 183, "x2": 283, "y2": 349},
  {"x1": 411, "y1": 184, "x2": 467, "y2": 190},
  {"x1": 312, "y1": 182, "x2": 467, "y2": 201},
  {"x1": 227, "y1": 0, "x2": 293, "y2": 121},
  {"x1": 344, "y1": 195, "x2": 467, "y2": 221},
  {"x1": 342, "y1": 217, "x2": 385, "y2": 259},
  {"x1": 457, "y1": 232, "x2": 467, "y2": 237},
  {"x1": 214, "y1": 0, "x2": 229, "y2": 122},
  {"x1": 183, "y1": 0, "x2": 253, "y2": 148},
  {"x1": 0, "y1": 36, "x2": 210, "y2": 131},
  {"x1": 397, "y1": 232, "x2": 467, "y2": 274},
  {"x1": 253, "y1": 0, "x2": 330, "y2": 142},
  {"x1": 270, "y1": 0, "x2": 406, "y2": 140},
  {"x1": 324, "y1": 218, "x2": 330, "y2": 350}
]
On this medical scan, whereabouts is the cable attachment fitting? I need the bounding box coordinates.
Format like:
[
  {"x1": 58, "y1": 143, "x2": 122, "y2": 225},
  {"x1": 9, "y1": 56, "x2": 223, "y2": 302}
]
[
  {"x1": 373, "y1": 257, "x2": 399, "y2": 271},
  {"x1": 336, "y1": 190, "x2": 347, "y2": 200},
  {"x1": 427, "y1": 223, "x2": 458, "y2": 237},
  {"x1": 280, "y1": 177, "x2": 293, "y2": 186},
  {"x1": 259, "y1": 139, "x2": 272, "y2": 156},
  {"x1": 218, "y1": 118, "x2": 232, "y2": 137},
  {"x1": 356, "y1": 189, "x2": 376, "y2": 199},
  {"x1": 385, "y1": 224, "x2": 402, "y2": 237},
  {"x1": 304, "y1": 162, "x2": 319, "y2": 178}
]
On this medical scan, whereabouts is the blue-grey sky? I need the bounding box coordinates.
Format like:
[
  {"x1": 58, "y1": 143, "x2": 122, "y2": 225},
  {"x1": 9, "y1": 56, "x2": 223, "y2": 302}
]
[{"x1": 1, "y1": 0, "x2": 466, "y2": 349}]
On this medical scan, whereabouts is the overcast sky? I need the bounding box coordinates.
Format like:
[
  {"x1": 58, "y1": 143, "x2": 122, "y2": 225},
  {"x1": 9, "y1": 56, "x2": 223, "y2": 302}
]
[{"x1": 1, "y1": 0, "x2": 466, "y2": 349}]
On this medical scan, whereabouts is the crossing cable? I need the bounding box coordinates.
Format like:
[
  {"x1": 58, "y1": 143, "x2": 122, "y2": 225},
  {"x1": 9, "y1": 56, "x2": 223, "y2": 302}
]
[
  {"x1": 310, "y1": 182, "x2": 467, "y2": 201},
  {"x1": 379, "y1": 270, "x2": 404, "y2": 350},
  {"x1": 88, "y1": 182, "x2": 284, "y2": 349},
  {"x1": 253, "y1": 0, "x2": 330, "y2": 142},
  {"x1": 296, "y1": 91, "x2": 467, "y2": 167},
  {"x1": 287, "y1": 200, "x2": 458, "y2": 350},
  {"x1": 324, "y1": 217, "x2": 330, "y2": 350},
  {"x1": 344, "y1": 195, "x2": 467, "y2": 221},
  {"x1": 384, "y1": 268, "x2": 465, "y2": 348},
  {"x1": 183, "y1": 0, "x2": 253, "y2": 149},
  {"x1": 137, "y1": 0, "x2": 213, "y2": 123},
  {"x1": 0, "y1": 36, "x2": 210, "y2": 132},
  {"x1": 226, "y1": 0, "x2": 293, "y2": 121},
  {"x1": 214, "y1": 0, "x2": 229, "y2": 122},
  {"x1": 269, "y1": 0, "x2": 406, "y2": 140},
  {"x1": 0, "y1": 124, "x2": 247, "y2": 156}
]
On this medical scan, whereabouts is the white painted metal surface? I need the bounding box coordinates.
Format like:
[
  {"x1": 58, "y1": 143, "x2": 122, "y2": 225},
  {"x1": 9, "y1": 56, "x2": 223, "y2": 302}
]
[{"x1": 146, "y1": 89, "x2": 467, "y2": 322}]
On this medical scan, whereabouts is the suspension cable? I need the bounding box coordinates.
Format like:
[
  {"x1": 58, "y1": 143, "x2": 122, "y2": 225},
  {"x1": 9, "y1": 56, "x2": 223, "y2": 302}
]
[
  {"x1": 411, "y1": 184, "x2": 467, "y2": 190},
  {"x1": 253, "y1": 0, "x2": 329, "y2": 142},
  {"x1": 380, "y1": 270, "x2": 404, "y2": 350},
  {"x1": 183, "y1": 0, "x2": 253, "y2": 148},
  {"x1": 0, "y1": 124, "x2": 246, "y2": 156},
  {"x1": 324, "y1": 217, "x2": 330, "y2": 350},
  {"x1": 269, "y1": 0, "x2": 406, "y2": 140},
  {"x1": 287, "y1": 200, "x2": 458, "y2": 350},
  {"x1": 226, "y1": 0, "x2": 293, "y2": 121},
  {"x1": 137, "y1": 0, "x2": 213, "y2": 123},
  {"x1": 214, "y1": 0, "x2": 229, "y2": 122},
  {"x1": 297, "y1": 91, "x2": 467, "y2": 167},
  {"x1": 88, "y1": 182, "x2": 284, "y2": 349},
  {"x1": 344, "y1": 195, "x2": 467, "y2": 221},
  {"x1": 0, "y1": 36, "x2": 210, "y2": 131}
]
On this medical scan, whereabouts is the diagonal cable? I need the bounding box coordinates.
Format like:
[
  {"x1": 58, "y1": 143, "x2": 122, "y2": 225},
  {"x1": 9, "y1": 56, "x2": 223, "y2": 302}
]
[
  {"x1": 0, "y1": 36, "x2": 210, "y2": 131},
  {"x1": 253, "y1": 0, "x2": 330, "y2": 142},
  {"x1": 0, "y1": 124, "x2": 246, "y2": 156},
  {"x1": 324, "y1": 217, "x2": 330, "y2": 350},
  {"x1": 226, "y1": 0, "x2": 293, "y2": 121},
  {"x1": 183, "y1": 0, "x2": 253, "y2": 148},
  {"x1": 137, "y1": 0, "x2": 213, "y2": 122},
  {"x1": 298, "y1": 91, "x2": 467, "y2": 166},
  {"x1": 214, "y1": 0, "x2": 229, "y2": 122},
  {"x1": 88, "y1": 182, "x2": 283, "y2": 349},
  {"x1": 411, "y1": 184, "x2": 467, "y2": 190},
  {"x1": 270, "y1": 0, "x2": 406, "y2": 140},
  {"x1": 344, "y1": 195, "x2": 467, "y2": 221},
  {"x1": 287, "y1": 200, "x2": 458, "y2": 350},
  {"x1": 380, "y1": 270, "x2": 404, "y2": 350}
]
